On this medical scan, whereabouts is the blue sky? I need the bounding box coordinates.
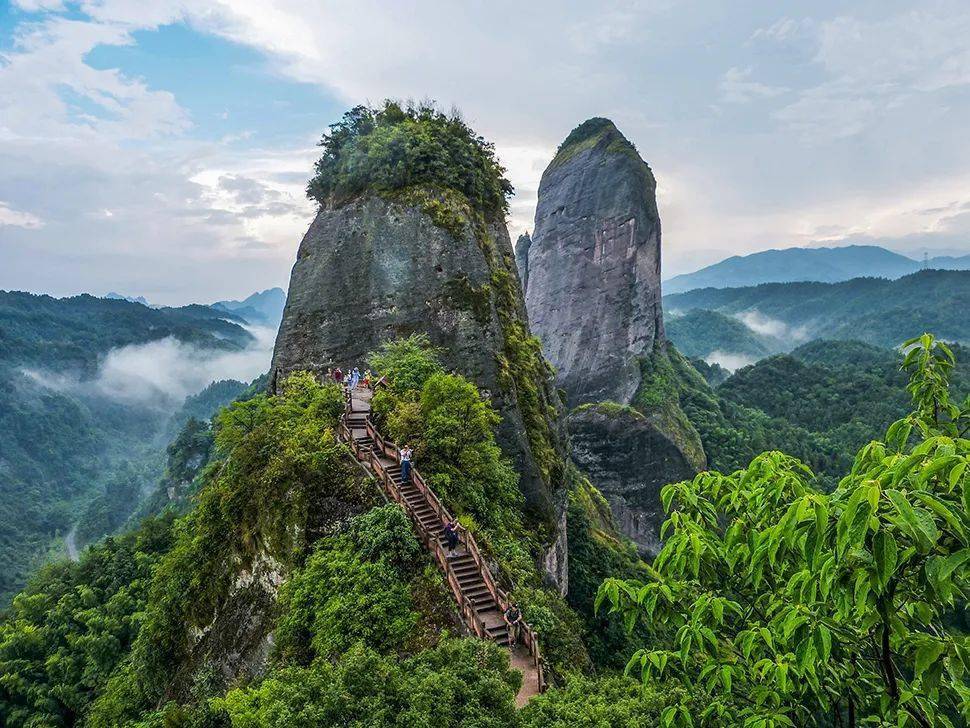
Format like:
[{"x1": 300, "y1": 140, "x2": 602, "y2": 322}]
[{"x1": 2, "y1": 1, "x2": 969, "y2": 304}]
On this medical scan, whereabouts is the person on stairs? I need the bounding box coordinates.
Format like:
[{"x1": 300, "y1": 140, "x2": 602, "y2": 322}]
[
  {"x1": 350, "y1": 366, "x2": 360, "y2": 390},
  {"x1": 504, "y1": 602, "x2": 522, "y2": 648},
  {"x1": 399, "y1": 444, "x2": 413, "y2": 484},
  {"x1": 334, "y1": 367, "x2": 343, "y2": 384},
  {"x1": 444, "y1": 519, "x2": 460, "y2": 557}
]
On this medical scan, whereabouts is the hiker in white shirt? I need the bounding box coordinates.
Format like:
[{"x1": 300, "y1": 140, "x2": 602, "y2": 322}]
[{"x1": 400, "y1": 445, "x2": 413, "y2": 483}]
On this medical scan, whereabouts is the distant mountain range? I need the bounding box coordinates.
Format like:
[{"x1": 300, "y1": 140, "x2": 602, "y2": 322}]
[
  {"x1": 665, "y1": 269, "x2": 970, "y2": 352},
  {"x1": 105, "y1": 291, "x2": 151, "y2": 306},
  {"x1": 663, "y1": 244, "x2": 970, "y2": 294},
  {"x1": 211, "y1": 287, "x2": 286, "y2": 328}
]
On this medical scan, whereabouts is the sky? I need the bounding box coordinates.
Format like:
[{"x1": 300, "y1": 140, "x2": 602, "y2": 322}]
[{"x1": 1, "y1": 0, "x2": 970, "y2": 305}]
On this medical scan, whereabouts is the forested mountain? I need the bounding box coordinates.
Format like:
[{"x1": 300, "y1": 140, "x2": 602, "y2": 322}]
[
  {"x1": 709, "y1": 340, "x2": 970, "y2": 484},
  {"x1": 0, "y1": 292, "x2": 259, "y2": 602},
  {"x1": 664, "y1": 244, "x2": 970, "y2": 293},
  {"x1": 665, "y1": 309, "x2": 783, "y2": 361},
  {"x1": 665, "y1": 269, "x2": 970, "y2": 349}
]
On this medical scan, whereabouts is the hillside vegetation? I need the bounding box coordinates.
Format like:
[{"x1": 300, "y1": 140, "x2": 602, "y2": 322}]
[
  {"x1": 600, "y1": 335, "x2": 970, "y2": 726},
  {"x1": 665, "y1": 269, "x2": 970, "y2": 348},
  {"x1": 665, "y1": 309, "x2": 782, "y2": 361},
  {"x1": 307, "y1": 101, "x2": 513, "y2": 218},
  {"x1": 0, "y1": 291, "x2": 255, "y2": 602}
]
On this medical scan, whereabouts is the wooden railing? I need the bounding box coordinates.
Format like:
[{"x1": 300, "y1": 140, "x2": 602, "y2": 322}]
[{"x1": 340, "y1": 392, "x2": 546, "y2": 693}]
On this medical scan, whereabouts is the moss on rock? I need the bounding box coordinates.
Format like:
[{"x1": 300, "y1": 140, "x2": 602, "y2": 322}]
[{"x1": 632, "y1": 343, "x2": 708, "y2": 472}]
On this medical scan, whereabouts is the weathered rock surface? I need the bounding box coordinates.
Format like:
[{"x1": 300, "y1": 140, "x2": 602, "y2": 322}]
[
  {"x1": 525, "y1": 118, "x2": 664, "y2": 407},
  {"x1": 515, "y1": 232, "x2": 532, "y2": 294},
  {"x1": 523, "y1": 118, "x2": 708, "y2": 553},
  {"x1": 271, "y1": 193, "x2": 570, "y2": 588},
  {"x1": 568, "y1": 403, "x2": 705, "y2": 555}
]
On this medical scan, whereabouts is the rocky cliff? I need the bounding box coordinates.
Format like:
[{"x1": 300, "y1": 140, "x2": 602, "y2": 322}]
[
  {"x1": 271, "y1": 190, "x2": 570, "y2": 586},
  {"x1": 568, "y1": 401, "x2": 704, "y2": 554},
  {"x1": 525, "y1": 118, "x2": 665, "y2": 407},
  {"x1": 524, "y1": 118, "x2": 704, "y2": 553},
  {"x1": 515, "y1": 232, "x2": 532, "y2": 293}
]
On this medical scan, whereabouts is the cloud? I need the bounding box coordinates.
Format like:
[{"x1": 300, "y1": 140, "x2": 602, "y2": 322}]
[
  {"x1": 24, "y1": 325, "x2": 275, "y2": 408},
  {"x1": 704, "y1": 350, "x2": 756, "y2": 372},
  {"x1": 0, "y1": 201, "x2": 44, "y2": 229},
  {"x1": 768, "y1": 1, "x2": 970, "y2": 142},
  {"x1": 2, "y1": 0, "x2": 970, "y2": 303},
  {"x1": 719, "y1": 67, "x2": 788, "y2": 104},
  {"x1": 734, "y1": 310, "x2": 809, "y2": 344}
]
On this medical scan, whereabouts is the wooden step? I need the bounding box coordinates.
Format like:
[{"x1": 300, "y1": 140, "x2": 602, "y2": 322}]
[{"x1": 452, "y1": 563, "x2": 479, "y2": 577}]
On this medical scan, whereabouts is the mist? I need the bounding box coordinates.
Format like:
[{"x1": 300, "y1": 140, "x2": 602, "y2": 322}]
[
  {"x1": 704, "y1": 350, "x2": 757, "y2": 372},
  {"x1": 24, "y1": 325, "x2": 275, "y2": 410},
  {"x1": 733, "y1": 310, "x2": 810, "y2": 346}
]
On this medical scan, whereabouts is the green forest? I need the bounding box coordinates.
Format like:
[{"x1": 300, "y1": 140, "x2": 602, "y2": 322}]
[
  {"x1": 0, "y1": 292, "x2": 255, "y2": 602},
  {"x1": 664, "y1": 269, "x2": 970, "y2": 349},
  {"x1": 2, "y1": 334, "x2": 966, "y2": 727}
]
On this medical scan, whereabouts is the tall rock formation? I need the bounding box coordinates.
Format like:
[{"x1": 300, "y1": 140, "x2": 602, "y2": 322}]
[
  {"x1": 515, "y1": 232, "x2": 532, "y2": 294},
  {"x1": 525, "y1": 118, "x2": 665, "y2": 407},
  {"x1": 525, "y1": 118, "x2": 705, "y2": 554},
  {"x1": 271, "y1": 192, "x2": 570, "y2": 589}
]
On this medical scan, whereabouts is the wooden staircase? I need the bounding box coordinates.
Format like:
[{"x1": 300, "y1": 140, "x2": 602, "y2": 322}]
[{"x1": 339, "y1": 388, "x2": 545, "y2": 705}]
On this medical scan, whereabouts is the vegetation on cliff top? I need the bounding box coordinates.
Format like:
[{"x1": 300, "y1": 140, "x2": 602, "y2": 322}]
[
  {"x1": 307, "y1": 101, "x2": 513, "y2": 217},
  {"x1": 549, "y1": 117, "x2": 654, "y2": 179}
]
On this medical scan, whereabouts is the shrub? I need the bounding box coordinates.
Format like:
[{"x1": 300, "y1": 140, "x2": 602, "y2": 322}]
[
  {"x1": 219, "y1": 640, "x2": 519, "y2": 727},
  {"x1": 274, "y1": 504, "x2": 423, "y2": 662}
]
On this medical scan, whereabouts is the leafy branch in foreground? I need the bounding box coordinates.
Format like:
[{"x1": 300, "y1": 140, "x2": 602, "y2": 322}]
[{"x1": 599, "y1": 334, "x2": 970, "y2": 728}]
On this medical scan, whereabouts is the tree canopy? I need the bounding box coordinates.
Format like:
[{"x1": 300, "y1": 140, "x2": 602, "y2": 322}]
[
  {"x1": 306, "y1": 101, "x2": 513, "y2": 217},
  {"x1": 600, "y1": 335, "x2": 970, "y2": 727}
]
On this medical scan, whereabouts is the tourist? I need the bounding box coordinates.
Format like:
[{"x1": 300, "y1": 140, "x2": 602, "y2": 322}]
[
  {"x1": 444, "y1": 520, "x2": 460, "y2": 556},
  {"x1": 400, "y1": 444, "x2": 413, "y2": 484},
  {"x1": 503, "y1": 602, "x2": 522, "y2": 647},
  {"x1": 334, "y1": 367, "x2": 343, "y2": 384},
  {"x1": 350, "y1": 366, "x2": 361, "y2": 390},
  {"x1": 363, "y1": 369, "x2": 372, "y2": 388}
]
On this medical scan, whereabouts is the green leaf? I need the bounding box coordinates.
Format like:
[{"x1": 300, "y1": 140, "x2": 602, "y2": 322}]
[
  {"x1": 949, "y1": 460, "x2": 966, "y2": 489},
  {"x1": 886, "y1": 489, "x2": 939, "y2": 552},
  {"x1": 938, "y1": 549, "x2": 970, "y2": 582},
  {"x1": 914, "y1": 640, "x2": 947, "y2": 680},
  {"x1": 873, "y1": 530, "x2": 898, "y2": 590},
  {"x1": 814, "y1": 624, "x2": 832, "y2": 663}
]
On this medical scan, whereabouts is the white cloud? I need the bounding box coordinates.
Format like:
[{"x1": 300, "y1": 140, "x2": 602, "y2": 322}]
[
  {"x1": 2, "y1": 0, "x2": 970, "y2": 301},
  {"x1": 719, "y1": 67, "x2": 788, "y2": 104},
  {"x1": 0, "y1": 201, "x2": 44, "y2": 229},
  {"x1": 768, "y1": 1, "x2": 970, "y2": 142},
  {"x1": 734, "y1": 310, "x2": 809, "y2": 344},
  {"x1": 704, "y1": 350, "x2": 756, "y2": 372}
]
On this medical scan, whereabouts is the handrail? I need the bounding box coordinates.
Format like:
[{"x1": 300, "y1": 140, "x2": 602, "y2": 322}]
[{"x1": 340, "y1": 400, "x2": 546, "y2": 694}]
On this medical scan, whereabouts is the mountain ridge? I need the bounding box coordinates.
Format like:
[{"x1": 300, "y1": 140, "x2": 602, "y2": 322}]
[{"x1": 664, "y1": 244, "x2": 970, "y2": 294}]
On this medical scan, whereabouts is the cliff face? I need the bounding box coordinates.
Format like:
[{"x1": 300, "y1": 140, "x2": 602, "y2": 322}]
[
  {"x1": 271, "y1": 192, "x2": 569, "y2": 586},
  {"x1": 525, "y1": 119, "x2": 704, "y2": 554},
  {"x1": 567, "y1": 402, "x2": 704, "y2": 554},
  {"x1": 525, "y1": 118, "x2": 664, "y2": 407}
]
